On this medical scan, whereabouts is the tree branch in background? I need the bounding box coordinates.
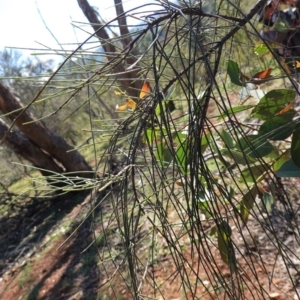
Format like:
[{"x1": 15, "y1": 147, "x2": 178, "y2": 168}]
[
  {"x1": 114, "y1": 0, "x2": 137, "y2": 55},
  {"x1": 0, "y1": 83, "x2": 93, "y2": 179},
  {"x1": 77, "y1": 0, "x2": 142, "y2": 97},
  {"x1": 77, "y1": 0, "x2": 116, "y2": 54},
  {"x1": 114, "y1": 0, "x2": 139, "y2": 75}
]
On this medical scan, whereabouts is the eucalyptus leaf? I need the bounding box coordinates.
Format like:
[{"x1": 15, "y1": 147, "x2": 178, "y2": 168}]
[
  {"x1": 221, "y1": 148, "x2": 254, "y2": 165},
  {"x1": 217, "y1": 221, "x2": 237, "y2": 273},
  {"x1": 220, "y1": 130, "x2": 234, "y2": 149},
  {"x1": 240, "y1": 186, "x2": 258, "y2": 223},
  {"x1": 176, "y1": 139, "x2": 189, "y2": 175},
  {"x1": 291, "y1": 124, "x2": 300, "y2": 168},
  {"x1": 201, "y1": 132, "x2": 210, "y2": 154},
  {"x1": 262, "y1": 192, "x2": 274, "y2": 212},
  {"x1": 155, "y1": 142, "x2": 173, "y2": 167},
  {"x1": 258, "y1": 111, "x2": 295, "y2": 141},
  {"x1": 240, "y1": 164, "x2": 267, "y2": 183},
  {"x1": 226, "y1": 60, "x2": 243, "y2": 86},
  {"x1": 252, "y1": 89, "x2": 296, "y2": 120},
  {"x1": 236, "y1": 135, "x2": 273, "y2": 159},
  {"x1": 273, "y1": 151, "x2": 289, "y2": 172},
  {"x1": 277, "y1": 160, "x2": 300, "y2": 177}
]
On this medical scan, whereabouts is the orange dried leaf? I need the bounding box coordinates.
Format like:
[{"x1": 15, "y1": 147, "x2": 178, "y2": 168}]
[
  {"x1": 296, "y1": 61, "x2": 300, "y2": 68},
  {"x1": 139, "y1": 81, "x2": 151, "y2": 99},
  {"x1": 252, "y1": 68, "x2": 273, "y2": 79},
  {"x1": 126, "y1": 99, "x2": 137, "y2": 110}
]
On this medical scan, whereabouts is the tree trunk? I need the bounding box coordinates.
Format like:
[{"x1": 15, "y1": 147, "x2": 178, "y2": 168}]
[
  {"x1": 77, "y1": 0, "x2": 142, "y2": 98},
  {"x1": 0, "y1": 82, "x2": 93, "y2": 179},
  {"x1": 0, "y1": 119, "x2": 63, "y2": 177}
]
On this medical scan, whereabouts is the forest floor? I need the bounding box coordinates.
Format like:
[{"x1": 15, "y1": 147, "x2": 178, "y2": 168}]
[
  {"x1": 1, "y1": 176, "x2": 300, "y2": 300},
  {"x1": 2, "y1": 88, "x2": 300, "y2": 300}
]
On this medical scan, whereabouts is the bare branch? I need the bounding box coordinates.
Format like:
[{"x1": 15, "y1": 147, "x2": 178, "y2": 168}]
[
  {"x1": 114, "y1": 0, "x2": 134, "y2": 51},
  {"x1": 77, "y1": 0, "x2": 142, "y2": 97},
  {"x1": 77, "y1": 0, "x2": 116, "y2": 54}
]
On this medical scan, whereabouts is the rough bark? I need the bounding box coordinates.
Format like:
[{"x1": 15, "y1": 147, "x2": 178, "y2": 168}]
[
  {"x1": 0, "y1": 82, "x2": 93, "y2": 179},
  {"x1": 77, "y1": 0, "x2": 142, "y2": 98}
]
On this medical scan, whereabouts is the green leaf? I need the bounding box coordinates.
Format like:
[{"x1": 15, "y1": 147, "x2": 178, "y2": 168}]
[
  {"x1": 209, "y1": 225, "x2": 217, "y2": 237},
  {"x1": 210, "y1": 138, "x2": 219, "y2": 154},
  {"x1": 262, "y1": 191, "x2": 274, "y2": 212},
  {"x1": 155, "y1": 101, "x2": 166, "y2": 115},
  {"x1": 227, "y1": 185, "x2": 235, "y2": 200},
  {"x1": 291, "y1": 124, "x2": 300, "y2": 168},
  {"x1": 221, "y1": 149, "x2": 255, "y2": 165},
  {"x1": 155, "y1": 142, "x2": 173, "y2": 167},
  {"x1": 252, "y1": 89, "x2": 296, "y2": 120},
  {"x1": 254, "y1": 43, "x2": 269, "y2": 56},
  {"x1": 144, "y1": 127, "x2": 164, "y2": 145},
  {"x1": 218, "y1": 105, "x2": 253, "y2": 120},
  {"x1": 174, "y1": 132, "x2": 187, "y2": 144},
  {"x1": 272, "y1": 151, "x2": 289, "y2": 172},
  {"x1": 220, "y1": 130, "x2": 234, "y2": 149},
  {"x1": 240, "y1": 164, "x2": 267, "y2": 183},
  {"x1": 217, "y1": 221, "x2": 237, "y2": 273},
  {"x1": 145, "y1": 128, "x2": 154, "y2": 146},
  {"x1": 176, "y1": 139, "x2": 188, "y2": 175},
  {"x1": 155, "y1": 101, "x2": 175, "y2": 115},
  {"x1": 155, "y1": 81, "x2": 176, "y2": 115},
  {"x1": 258, "y1": 111, "x2": 295, "y2": 141},
  {"x1": 201, "y1": 132, "x2": 210, "y2": 154},
  {"x1": 276, "y1": 160, "x2": 300, "y2": 177},
  {"x1": 240, "y1": 186, "x2": 258, "y2": 223},
  {"x1": 174, "y1": 132, "x2": 191, "y2": 174},
  {"x1": 236, "y1": 135, "x2": 274, "y2": 159},
  {"x1": 226, "y1": 60, "x2": 243, "y2": 86}
]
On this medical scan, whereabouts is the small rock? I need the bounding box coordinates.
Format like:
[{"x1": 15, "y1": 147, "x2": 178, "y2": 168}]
[
  {"x1": 67, "y1": 291, "x2": 84, "y2": 300},
  {"x1": 294, "y1": 293, "x2": 300, "y2": 300},
  {"x1": 269, "y1": 292, "x2": 280, "y2": 299}
]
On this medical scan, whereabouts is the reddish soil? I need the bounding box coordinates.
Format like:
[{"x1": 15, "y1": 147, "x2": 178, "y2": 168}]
[
  {"x1": 0, "y1": 173, "x2": 300, "y2": 300},
  {"x1": 1, "y1": 192, "x2": 299, "y2": 300}
]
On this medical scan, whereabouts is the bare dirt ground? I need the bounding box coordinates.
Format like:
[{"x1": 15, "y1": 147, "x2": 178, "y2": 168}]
[{"x1": 1, "y1": 176, "x2": 300, "y2": 300}]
